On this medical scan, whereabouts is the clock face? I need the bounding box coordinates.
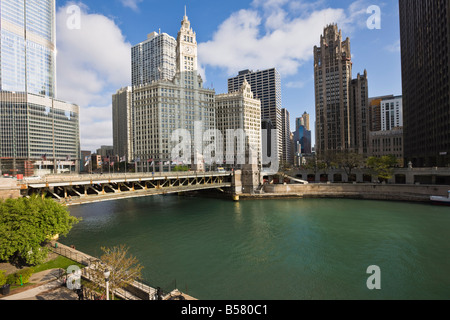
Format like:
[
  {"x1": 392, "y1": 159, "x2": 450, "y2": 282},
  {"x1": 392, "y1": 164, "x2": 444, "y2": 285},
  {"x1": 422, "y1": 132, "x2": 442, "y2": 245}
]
[{"x1": 184, "y1": 46, "x2": 193, "y2": 54}]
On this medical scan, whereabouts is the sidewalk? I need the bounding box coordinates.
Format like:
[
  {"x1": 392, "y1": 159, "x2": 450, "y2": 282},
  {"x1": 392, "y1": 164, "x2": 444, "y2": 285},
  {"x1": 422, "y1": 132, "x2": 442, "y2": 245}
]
[{"x1": 0, "y1": 269, "x2": 78, "y2": 301}]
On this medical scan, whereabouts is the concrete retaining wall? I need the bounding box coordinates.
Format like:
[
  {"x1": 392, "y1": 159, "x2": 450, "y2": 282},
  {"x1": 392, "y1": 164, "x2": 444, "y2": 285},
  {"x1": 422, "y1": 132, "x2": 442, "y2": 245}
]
[
  {"x1": 0, "y1": 178, "x2": 21, "y2": 200},
  {"x1": 263, "y1": 183, "x2": 450, "y2": 202}
]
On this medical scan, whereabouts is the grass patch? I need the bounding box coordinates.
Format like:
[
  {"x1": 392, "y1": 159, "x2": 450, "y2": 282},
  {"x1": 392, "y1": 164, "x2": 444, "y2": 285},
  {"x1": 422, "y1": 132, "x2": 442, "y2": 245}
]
[{"x1": 32, "y1": 255, "x2": 83, "y2": 274}]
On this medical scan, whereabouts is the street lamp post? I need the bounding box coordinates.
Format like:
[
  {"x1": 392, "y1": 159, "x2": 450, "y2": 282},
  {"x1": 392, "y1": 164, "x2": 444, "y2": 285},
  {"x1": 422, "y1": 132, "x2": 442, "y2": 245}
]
[{"x1": 104, "y1": 269, "x2": 111, "y2": 300}]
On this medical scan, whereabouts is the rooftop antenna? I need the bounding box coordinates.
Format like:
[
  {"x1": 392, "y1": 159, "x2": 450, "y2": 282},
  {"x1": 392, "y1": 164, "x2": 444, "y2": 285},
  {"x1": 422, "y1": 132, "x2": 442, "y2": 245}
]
[{"x1": 184, "y1": 5, "x2": 187, "y2": 18}]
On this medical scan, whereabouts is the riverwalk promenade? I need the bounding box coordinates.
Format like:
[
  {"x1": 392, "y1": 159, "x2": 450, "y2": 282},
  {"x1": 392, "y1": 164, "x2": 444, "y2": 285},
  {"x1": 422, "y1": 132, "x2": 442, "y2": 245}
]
[{"x1": 0, "y1": 242, "x2": 196, "y2": 301}]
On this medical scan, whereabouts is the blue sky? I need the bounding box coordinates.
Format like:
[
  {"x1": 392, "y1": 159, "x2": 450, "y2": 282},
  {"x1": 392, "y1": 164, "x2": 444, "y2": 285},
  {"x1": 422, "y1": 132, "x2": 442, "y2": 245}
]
[{"x1": 55, "y1": 0, "x2": 402, "y2": 152}]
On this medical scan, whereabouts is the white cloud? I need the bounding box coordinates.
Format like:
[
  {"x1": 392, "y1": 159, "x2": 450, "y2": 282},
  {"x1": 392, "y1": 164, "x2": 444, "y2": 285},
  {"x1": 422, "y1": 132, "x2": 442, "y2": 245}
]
[
  {"x1": 286, "y1": 81, "x2": 306, "y2": 89},
  {"x1": 198, "y1": 0, "x2": 369, "y2": 78},
  {"x1": 385, "y1": 40, "x2": 400, "y2": 53},
  {"x1": 120, "y1": 0, "x2": 143, "y2": 12},
  {"x1": 56, "y1": 3, "x2": 131, "y2": 151}
]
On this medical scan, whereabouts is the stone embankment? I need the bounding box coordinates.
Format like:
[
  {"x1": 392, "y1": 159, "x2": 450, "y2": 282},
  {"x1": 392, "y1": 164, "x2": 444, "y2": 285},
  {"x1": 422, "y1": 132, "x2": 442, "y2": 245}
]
[
  {"x1": 256, "y1": 183, "x2": 449, "y2": 202},
  {"x1": 0, "y1": 178, "x2": 21, "y2": 200}
]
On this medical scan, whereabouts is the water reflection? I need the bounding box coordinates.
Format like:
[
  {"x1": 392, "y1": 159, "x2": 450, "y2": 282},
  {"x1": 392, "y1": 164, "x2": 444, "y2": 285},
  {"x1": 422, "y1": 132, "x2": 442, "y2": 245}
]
[{"x1": 65, "y1": 197, "x2": 450, "y2": 300}]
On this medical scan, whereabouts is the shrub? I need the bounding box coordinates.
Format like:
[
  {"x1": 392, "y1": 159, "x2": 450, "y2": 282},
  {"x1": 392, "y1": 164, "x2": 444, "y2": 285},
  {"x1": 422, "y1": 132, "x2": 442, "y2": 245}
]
[
  {"x1": 0, "y1": 270, "x2": 6, "y2": 286},
  {"x1": 6, "y1": 268, "x2": 34, "y2": 285}
]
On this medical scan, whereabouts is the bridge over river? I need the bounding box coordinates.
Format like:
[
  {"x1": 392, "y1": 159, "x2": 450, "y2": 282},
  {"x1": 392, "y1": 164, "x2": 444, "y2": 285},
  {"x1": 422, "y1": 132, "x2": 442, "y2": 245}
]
[{"x1": 18, "y1": 171, "x2": 234, "y2": 205}]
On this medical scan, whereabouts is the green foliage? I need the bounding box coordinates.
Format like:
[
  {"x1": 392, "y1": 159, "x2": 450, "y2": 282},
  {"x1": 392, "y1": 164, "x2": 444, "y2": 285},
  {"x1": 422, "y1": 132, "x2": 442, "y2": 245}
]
[
  {"x1": 335, "y1": 152, "x2": 364, "y2": 175},
  {"x1": 6, "y1": 268, "x2": 34, "y2": 285},
  {"x1": 366, "y1": 155, "x2": 399, "y2": 182},
  {"x1": 25, "y1": 246, "x2": 50, "y2": 266},
  {"x1": 173, "y1": 165, "x2": 189, "y2": 172},
  {"x1": 6, "y1": 268, "x2": 30, "y2": 285},
  {"x1": 0, "y1": 195, "x2": 80, "y2": 265},
  {"x1": 32, "y1": 255, "x2": 82, "y2": 274},
  {"x1": 0, "y1": 270, "x2": 6, "y2": 286}
]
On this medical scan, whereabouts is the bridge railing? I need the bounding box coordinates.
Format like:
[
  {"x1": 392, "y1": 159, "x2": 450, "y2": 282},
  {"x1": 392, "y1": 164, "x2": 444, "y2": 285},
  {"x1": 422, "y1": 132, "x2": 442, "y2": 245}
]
[{"x1": 21, "y1": 171, "x2": 233, "y2": 185}]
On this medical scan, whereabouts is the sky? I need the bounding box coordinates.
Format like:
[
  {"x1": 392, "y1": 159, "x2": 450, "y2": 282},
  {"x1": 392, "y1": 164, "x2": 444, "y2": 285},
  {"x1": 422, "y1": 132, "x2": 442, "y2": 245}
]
[{"x1": 55, "y1": 0, "x2": 403, "y2": 152}]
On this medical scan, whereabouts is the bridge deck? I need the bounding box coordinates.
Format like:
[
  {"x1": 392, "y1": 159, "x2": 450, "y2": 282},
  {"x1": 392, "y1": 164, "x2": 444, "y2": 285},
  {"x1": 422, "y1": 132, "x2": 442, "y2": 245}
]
[
  {"x1": 19, "y1": 171, "x2": 233, "y2": 205},
  {"x1": 21, "y1": 171, "x2": 232, "y2": 188}
]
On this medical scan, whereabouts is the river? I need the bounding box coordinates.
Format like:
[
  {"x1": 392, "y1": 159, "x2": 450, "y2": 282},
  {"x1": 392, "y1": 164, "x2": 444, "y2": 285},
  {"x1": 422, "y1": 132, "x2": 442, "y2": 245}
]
[{"x1": 62, "y1": 195, "x2": 450, "y2": 300}]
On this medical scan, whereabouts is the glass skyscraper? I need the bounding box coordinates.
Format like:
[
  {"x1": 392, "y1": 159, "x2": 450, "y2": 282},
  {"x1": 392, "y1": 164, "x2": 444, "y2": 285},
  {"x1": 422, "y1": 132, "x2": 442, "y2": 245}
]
[
  {"x1": 0, "y1": 0, "x2": 56, "y2": 97},
  {"x1": 0, "y1": 0, "x2": 80, "y2": 176}
]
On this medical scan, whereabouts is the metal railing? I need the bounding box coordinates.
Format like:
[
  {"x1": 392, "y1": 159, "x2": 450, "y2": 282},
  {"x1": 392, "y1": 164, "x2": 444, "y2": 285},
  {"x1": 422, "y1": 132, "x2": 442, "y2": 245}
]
[{"x1": 49, "y1": 242, "x2": 166, "y2": 300}]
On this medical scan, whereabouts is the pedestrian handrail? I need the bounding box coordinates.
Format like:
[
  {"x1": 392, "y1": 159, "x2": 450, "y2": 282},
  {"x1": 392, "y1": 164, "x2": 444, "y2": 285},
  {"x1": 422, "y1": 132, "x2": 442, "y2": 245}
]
[{"x1": 49, "y1": 242, "x2": 164, "y2": 300}]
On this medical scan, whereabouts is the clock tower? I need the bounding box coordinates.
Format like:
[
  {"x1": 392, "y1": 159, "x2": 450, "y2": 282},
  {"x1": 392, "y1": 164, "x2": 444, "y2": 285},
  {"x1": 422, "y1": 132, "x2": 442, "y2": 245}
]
[{"x1": 177, "y1": 8, "x2": 198, "y2": 74}]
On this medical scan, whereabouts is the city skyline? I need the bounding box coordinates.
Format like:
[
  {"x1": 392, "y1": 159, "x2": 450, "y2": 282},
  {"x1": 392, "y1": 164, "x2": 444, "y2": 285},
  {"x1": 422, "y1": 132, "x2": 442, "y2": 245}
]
[{"x1": 55, "y1": 0, "x2": 402, "y2": 152}]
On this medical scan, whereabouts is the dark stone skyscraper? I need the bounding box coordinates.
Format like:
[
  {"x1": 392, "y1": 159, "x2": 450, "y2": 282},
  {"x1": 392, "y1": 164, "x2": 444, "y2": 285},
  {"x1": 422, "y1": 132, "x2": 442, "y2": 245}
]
[
  {"x1": 399, "y1": 0, "x2": 450, "y2": 167},
  {"x1": 314, "y1": 24, "x2": 369, "y2": 157}
]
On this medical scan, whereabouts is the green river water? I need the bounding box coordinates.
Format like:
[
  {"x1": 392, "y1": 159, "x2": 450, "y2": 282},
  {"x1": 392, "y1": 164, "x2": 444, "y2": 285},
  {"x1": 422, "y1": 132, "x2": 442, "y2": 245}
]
[{"x1": 62, "y1": 196, "x2": 450, "y2": 300}]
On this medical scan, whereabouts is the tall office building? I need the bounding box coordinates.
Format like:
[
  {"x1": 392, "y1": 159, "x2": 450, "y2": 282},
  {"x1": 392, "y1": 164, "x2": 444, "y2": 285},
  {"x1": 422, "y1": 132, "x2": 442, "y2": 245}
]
[
  {"x1": 296, "y1": 112, "x2": 310, "y2": 132},
  {"x1": 131, "y1": 32, "x2": 177, "y2": 86},
  {"x1": 314, "y1": 24, "x2": 352, "y2": 154},
  {"x1": 0, "y1": 0, "x2": 56, "y2": 98},
  {"x1": 369, "y1": 95, "x2": 394, "y2": 132},
  {"x1": 381, "y1": 96, "x2": 403, "y2": 131},
  {"x1": 0, "y1": 0, "x2": 80, "y2": 176},
  {"x1": 281, "y1": 108, "x2": 292, "y2": 164},
  {"x1": 399, "y1": 0, "x2": 450, "y2": 167},
  {"x1": 228, "y1": 68, "x2": 282, "y2": 160},
  {"x1": 314, "y1": 24, "x2": 369, "y2": 156},
  {"x1": 293, "y1": 119, "x2": 312, "y2": 156},
  {"x1": 215, "y1": 80, "x2": 262, "y2": 167},
  {"x1": 367, "y1": 95, "x2": 404, "y2": 163},
  {"x1": 132, "y1": 12, "x2": 216, "y2": 172},
  {"x1": 113, "y1": 86, "x2": 133, "y2": 162},
  {"x1": 350, "y1": 71, "x2": 369, "y2": 155}
]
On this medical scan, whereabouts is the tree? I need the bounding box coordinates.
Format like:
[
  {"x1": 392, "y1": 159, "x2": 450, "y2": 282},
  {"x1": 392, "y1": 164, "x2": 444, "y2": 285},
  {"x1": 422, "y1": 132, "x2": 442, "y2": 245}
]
[
  {"x1": 366, "y1": 155, "x2": 398, "y2": 182},
  {"x1": 86, "y1": 245, "x2": 143, "y2": 300},
  {"x1": 173, "y1": 165, "x2": 189, "y2": 172},
  {"x1": 0, "y1": 195, "x2": 79, "y2": 265},
  {"x1": 335, "y1": 151, "x2": 365, "y2": 179}
]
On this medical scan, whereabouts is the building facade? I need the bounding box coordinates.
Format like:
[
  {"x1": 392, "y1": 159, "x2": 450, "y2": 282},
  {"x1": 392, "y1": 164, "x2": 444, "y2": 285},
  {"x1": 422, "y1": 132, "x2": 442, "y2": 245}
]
[
  {"x1": 132, "y1": 12, "x2": 216, "y2": 172},
  {"x1": 228, "y1": 68, "x2": 282, "y2": 161},
  {"x1": 0, "y1": 91, "x2": 80, "y2": 176},
  {"x1": 314, "y1": 24, "x2": 370, "y2": 157},
  {"x1": 350, "y1": 71, "x2": 369, "y2": 156},
  {"x1": 293, "y1": 125, "x2": 312, "y2": 155},
  {"x1": 281, "y1": 108, "x2": 292, "y2": 165},
  {"x1": 314, "y1": 24, "x2": 353, "y2": 154},
  {"x1": 131, "y1": 32, "x2": 177, "y2": 86},
  {"x1": 381, "y1": 96, "x2": 403, "y2": 131},
  {"x1": 113, "y1": 86, "x2": 133, "y2": 162},
  {"x1": 369, "y1": 128, "x2": 404, "y2": 165},
  {"x1": 369, "y1": 95, "x2": 394, "y2": 132},
  {"x1": 399, "y1": 0, "x2": 450, "y2": 167},
  {"x1": 0, "y1": 0, "x2": 56, "y2": 98},
  {"x1": 295, "y1": 112, "x2": 310, "y2": 132},
  {"x1": 215, "y1": 80, "x2": 262, "y2": 168},
  {"x1": 0, "y1": 0, "x2": 80, "y2": 176}
]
